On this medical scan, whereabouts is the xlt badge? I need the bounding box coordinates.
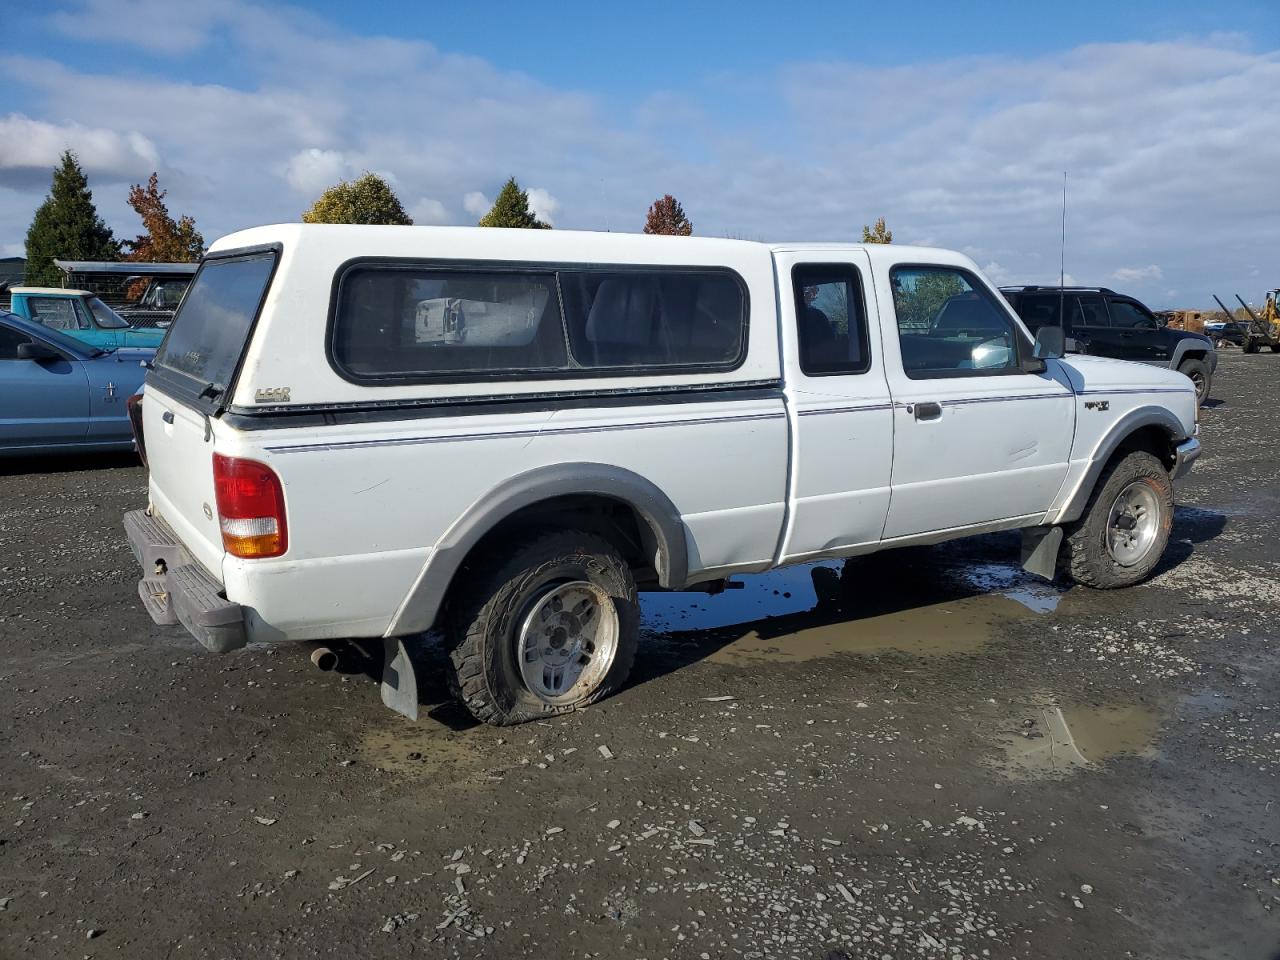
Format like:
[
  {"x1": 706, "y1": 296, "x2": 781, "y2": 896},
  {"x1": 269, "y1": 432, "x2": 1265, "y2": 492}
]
[{"x1": 255, "y1": 387, "x2": 291, "y2": 403}]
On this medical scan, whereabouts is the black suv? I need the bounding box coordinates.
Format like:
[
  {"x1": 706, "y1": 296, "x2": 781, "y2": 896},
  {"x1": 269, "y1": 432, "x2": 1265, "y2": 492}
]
[{"x1": 1001, "y1": 286, "x2": 1217, "y2": 404}]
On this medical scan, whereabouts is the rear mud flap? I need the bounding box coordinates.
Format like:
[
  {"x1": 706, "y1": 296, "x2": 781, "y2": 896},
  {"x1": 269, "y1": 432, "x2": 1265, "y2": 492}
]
[
  {"x1": 380, "y1": 638, "x2": 419, "y2": 721},
  {"x1": 1020, "y1": 525, "x2": 1064, "y2": 582}
]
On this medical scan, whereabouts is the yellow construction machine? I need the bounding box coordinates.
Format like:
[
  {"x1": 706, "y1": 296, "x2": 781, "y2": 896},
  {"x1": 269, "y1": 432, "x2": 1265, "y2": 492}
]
[{"x1": 1213, "y1": 290, "x2": 1280, "y2": 353}]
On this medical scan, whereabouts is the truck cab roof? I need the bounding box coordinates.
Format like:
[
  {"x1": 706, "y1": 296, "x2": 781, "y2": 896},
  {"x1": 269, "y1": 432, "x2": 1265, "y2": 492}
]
[{"x1": 9, "y1": 286, "x2": 94, "y2": 297}]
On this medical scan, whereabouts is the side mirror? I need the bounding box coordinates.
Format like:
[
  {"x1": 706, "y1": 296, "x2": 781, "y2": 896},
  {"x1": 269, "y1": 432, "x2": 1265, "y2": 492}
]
[
  {"x1": 17, "y1": 342, "x2": 61, "y2": 361},
  {"x1": 1032, "y1": 325, "x2": 1065, "y2": 360}
]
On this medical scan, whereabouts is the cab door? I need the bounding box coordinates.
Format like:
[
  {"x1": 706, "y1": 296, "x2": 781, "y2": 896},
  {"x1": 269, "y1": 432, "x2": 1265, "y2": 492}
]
[
  {"x1": 0, "y1": 323, "x2": 89, "y2": 446},
  {"x1": 775, "y1": 252, "x2": 894, "y2": 562},
  {"x1": 1071, "y1": 294, "x2": 1125, "y2": 359},
  {"x1": 874, "y1": 263, "x2": 1074, "y2": 540},
  {"x1": 1106, "y1": 296, "x2": 1166, "y2": 363}
]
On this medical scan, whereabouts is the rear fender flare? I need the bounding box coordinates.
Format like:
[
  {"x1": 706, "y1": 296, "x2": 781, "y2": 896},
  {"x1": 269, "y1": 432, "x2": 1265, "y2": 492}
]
[{"x1": 386, "y1": 462, "x2": 688, "y2": 636}]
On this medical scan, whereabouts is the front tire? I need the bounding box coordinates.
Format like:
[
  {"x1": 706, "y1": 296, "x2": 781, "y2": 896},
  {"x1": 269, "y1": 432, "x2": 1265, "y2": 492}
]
[
  {"x1": 447, "y1": 530, "x2": 639, "y2": 726},
  {"x1": 1177, "y1": 357, "x2": 1211, "y2": 405},
  {"x1": 1062, "y1": 450, "x2": 1173, "y2": 589}
]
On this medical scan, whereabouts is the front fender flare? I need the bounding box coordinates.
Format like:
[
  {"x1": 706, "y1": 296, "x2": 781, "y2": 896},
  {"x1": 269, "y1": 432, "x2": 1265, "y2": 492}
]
[
  {"x1": 1053, "y1": 406, "x2": 1186, "y2": 524},
  {"x1": 385, "y1": 462, "x2": 688, "y2": 636}
]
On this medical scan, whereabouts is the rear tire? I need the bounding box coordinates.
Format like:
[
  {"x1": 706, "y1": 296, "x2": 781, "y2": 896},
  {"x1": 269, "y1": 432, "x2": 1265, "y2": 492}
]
[
  {"x1": 1177, "y1": 357, "x2": 1211, "y2": 405},
  {"x1": 1062, "y1": 450, "x2": 1173, "y2": 589},
  {"x1": 446, "y1": 529, "x2": 639, "y2": 726}
]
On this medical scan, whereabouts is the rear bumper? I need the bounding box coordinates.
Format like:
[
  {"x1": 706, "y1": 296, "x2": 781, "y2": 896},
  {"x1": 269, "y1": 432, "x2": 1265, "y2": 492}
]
[
  {"x1": 124, "y1": 509, "x2": 247, "y2": 653},
  {"x1": 1171, "y1": 437, "x2": 1202, "y2": 481}
]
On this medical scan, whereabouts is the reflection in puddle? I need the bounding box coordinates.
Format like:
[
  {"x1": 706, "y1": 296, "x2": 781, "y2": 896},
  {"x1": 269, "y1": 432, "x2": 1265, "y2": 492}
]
[
  {"x1": 700, "y1": 594, "x2": 1024, "y2": 664},
  {"x1": 993, "y1": 699, "x2": 1162, "y2": 779},
  {"x1": 958, "y1": 563, "x2": 1065, "y2": 613},
  {"x1": 642, "y1": 555, "x2": 1062, "y2": 664}
]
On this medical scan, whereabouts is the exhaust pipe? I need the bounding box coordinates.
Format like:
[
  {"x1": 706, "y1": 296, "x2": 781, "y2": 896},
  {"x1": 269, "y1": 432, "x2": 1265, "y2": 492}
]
[{"x1": 310, "y1": 646, "x2": 338, "y2": 671}]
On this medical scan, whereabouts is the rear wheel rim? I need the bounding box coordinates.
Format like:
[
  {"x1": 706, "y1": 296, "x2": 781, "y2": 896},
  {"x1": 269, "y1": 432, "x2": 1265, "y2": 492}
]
[
  {"x1": 516, "y1": 580, "x2": 619, "y2": 706},
  {"x1": 1105, "y1": 480, "x2": 1161, "y2": 567}
]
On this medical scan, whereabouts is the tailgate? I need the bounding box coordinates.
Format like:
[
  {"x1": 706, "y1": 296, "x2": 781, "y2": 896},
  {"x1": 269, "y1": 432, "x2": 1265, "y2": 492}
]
[
  {"x1": 143, "y1": 386, "x2": 227, "y2": 577},
  {"x1": 138, "y1": 247, "x2": 279, "y2": 579}
]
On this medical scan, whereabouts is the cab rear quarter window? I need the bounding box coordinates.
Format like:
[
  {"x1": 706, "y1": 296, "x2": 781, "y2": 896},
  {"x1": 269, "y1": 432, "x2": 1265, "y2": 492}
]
[{"x1": 327, "y1": 260, "x2": 749, "y2": 384}]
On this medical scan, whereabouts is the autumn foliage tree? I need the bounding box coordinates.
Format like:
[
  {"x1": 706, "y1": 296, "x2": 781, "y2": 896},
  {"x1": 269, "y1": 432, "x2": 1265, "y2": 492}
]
[
  {"x1": 861, "y1": 217, "x2": 893, "y2": 244},
  {"x1": 643, "y1": 194, "x2": 692, "y2": 236},
  {"x1": 302, "y1": 173, "x2": 413, "y2": 225},
  {"x1": 477, "y1": 177, "x2": 550, "y2": 229},
  {"x1": 24, "y1": 151, "x2": 119, "y2": 286},
  {"x1": 123, "y1": 173, "x2": 204, "y2": 262}
]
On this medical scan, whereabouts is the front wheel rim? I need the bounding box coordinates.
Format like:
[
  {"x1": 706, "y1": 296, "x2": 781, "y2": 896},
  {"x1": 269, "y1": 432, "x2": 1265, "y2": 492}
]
[
  {"x1": 516, "y1": 580, "x2": 619, "y2": 706},
  {"x1": 1105, "y1": 480, "x2": 1162, "y2": 567}
]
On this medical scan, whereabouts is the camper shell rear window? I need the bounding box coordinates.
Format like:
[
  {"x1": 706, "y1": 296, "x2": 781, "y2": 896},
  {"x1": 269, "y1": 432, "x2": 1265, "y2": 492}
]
[
  {"x1": 152, "y1": 247, "x2": 278, "y2": 405},
  {"x1": 328, "y1": 259, "x2": 748, "y2": 384}
]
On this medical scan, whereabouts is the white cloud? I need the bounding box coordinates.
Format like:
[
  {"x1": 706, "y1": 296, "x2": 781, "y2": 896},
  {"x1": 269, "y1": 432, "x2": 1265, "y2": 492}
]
[
  {"x1": 1112, "y1": 265, "x2": 1164, "y2": 283},
  {"x1": 409, "y1": 196, "x2": 449, "y2": 224},
  {"x1": 50, "y1": 0, "x2": 226, "y2": 54},
  {"x1": 462, "y1": 191, "x2": 490, "y2": 218},
  {"x1": 980, "y1": 260, "x2": 1012, "y2": 286},
  {"x1": 284, "y1": 148, "x2": 350, "y2": 195},
  {"x1": 526, "y1": 187, "x2": 559, "y2": 226},
  {"x1": 0, "y1": 113, "x2": 159, "y2": 188},
  {"x1": 4, "y1": 5, "x2": 1279, "y2": 309}
]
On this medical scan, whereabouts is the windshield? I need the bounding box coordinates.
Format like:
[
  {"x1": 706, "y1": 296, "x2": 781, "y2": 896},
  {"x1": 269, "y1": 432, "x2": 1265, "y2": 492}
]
[
  {"x1": 154, "y1": 251, "x2": 276, "y2": 396},
  {"x1": 87, "y1": 297, "x2": 130, "y2": 329}
]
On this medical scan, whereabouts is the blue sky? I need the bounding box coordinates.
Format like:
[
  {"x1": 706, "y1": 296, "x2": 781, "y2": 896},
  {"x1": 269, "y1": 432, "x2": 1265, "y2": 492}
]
[{"x1": 2, "y1": 0, "x2": 1278, "y2": 307}]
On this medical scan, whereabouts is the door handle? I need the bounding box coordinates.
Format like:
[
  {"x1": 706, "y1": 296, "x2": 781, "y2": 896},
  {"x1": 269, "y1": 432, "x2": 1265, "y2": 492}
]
[
  {"x1": 914, "y1": 401, "x2": 943, "y2": 421},
  {"x1": 162, "y1": 410, "x2": 175, "y2": 424}
]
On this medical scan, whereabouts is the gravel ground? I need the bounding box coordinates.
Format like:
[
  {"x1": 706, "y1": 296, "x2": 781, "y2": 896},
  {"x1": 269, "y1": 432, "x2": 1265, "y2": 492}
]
[{"x1": 1, "y1": 350, "x2": 1278, "y2": 959}]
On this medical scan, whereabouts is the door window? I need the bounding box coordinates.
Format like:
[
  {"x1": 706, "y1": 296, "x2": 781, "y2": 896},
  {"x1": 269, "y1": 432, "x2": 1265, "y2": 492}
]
[
  {"x1": 1107, "y1": 299, "x2": 1158, "y2": 330},
  {"x1": 0, "y1": 325, "x2": 33, "y2": 359},
  {"x1": 28, "y1": 298, "x2": 86, "y2": 331},
  {"x1": 891, "y1": 265, "x2": 1024, "y2": 378},
  {"x1": 792, "y1": 263, "x2": 871, "y2": 375},
  {"x1": 1071, "y1": 295, "x2": 1109, "y2": 328}
]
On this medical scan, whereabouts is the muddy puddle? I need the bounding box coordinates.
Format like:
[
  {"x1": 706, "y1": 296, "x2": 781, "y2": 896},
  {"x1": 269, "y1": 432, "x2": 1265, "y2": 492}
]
[
  {"x1": 990, "y1": 697, "x2": 1162, "y2": 779},
  {"x1": 642, "y1": 554, "x2": 1065, "y2": 664},
  {"x1": 358, "y1": 715, "x2": 493, "y2": 781}
]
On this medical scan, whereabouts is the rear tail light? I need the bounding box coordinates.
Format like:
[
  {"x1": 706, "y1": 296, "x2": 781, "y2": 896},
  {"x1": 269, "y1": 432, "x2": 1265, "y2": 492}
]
[{"x1": 212, "y1": 454, "x2": 288, "y2": 559}]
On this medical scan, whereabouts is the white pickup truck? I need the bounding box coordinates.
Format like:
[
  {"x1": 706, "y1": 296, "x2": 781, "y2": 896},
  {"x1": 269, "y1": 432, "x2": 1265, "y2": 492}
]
[{"x1": 125, "y1": 224, "x2": 1201, "y2": 726}]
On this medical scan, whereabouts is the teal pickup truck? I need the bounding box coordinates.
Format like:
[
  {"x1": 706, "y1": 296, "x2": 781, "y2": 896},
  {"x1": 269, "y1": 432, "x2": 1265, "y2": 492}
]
[{"x1": 3, "y1": 287, "x2": 165, "y2": 350}]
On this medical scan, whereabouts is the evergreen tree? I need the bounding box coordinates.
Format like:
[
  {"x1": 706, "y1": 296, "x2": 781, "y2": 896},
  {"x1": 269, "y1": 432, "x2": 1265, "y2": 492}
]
[
  {"x1": 24, "y1": 150, "x2": 119, "y2": 286},
  {"x1": 123, "y1": 173, "x2": 204, "y2": 262},
  {"x1": 477, "y1": 177, "x2": 550, "y2": 229},
  {"x1": 302, "y1": 173, "x2": 413, "y2": 225},
  {"x1": 861, "y1": 217, "x2": 893, "y2": 244},
  {"x1": 643, "y1": 194, "x2": 693, "y2": 236}
]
